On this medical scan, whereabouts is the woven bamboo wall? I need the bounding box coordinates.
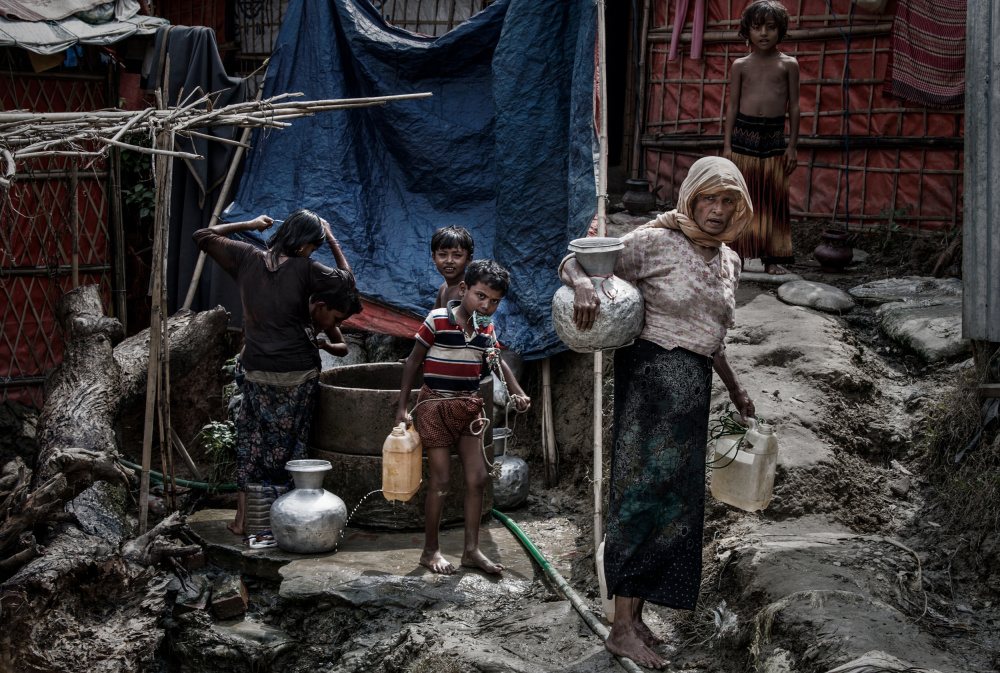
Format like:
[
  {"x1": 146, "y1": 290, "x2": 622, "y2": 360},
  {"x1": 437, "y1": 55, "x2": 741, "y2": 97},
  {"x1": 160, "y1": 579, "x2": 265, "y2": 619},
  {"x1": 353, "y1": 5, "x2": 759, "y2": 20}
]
[
  {"x1": 640, "y1": 0, "x2": 964, "y2": 230},
  {"x1": 0, "y1": 58, "x2": 114, "y2": 407}
]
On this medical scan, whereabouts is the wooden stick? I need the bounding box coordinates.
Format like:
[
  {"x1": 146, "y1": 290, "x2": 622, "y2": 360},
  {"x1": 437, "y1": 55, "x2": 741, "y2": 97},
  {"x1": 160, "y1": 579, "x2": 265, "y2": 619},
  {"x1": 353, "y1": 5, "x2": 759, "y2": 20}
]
[
  {"x1": 170, "y1": 427, "x2": 204, "y2": 481},
  {"x1": 647, "y1": 22, "x2": 892, "y2": 43},
  {"x1": 593, "y1": 0, "x2": 608, "y2": 553},
  {"x1": 541, "y1": 358, "x2": 559, "y2": 487},
  {"x1": 630, "y1": 0, "x2": 651, "y2": 178},
  {"x1": 182, "y1": 81, "x2": 268, "y2": 310},
  {"x1": 70, "y1": 160, "x2": 79, "y2": 288},
  {"x1": 97, "y1": 136, "x2": 203, "y2": 161},
  {"x1": 140, "y1": 70, "x2": 172, "y2": 534}
]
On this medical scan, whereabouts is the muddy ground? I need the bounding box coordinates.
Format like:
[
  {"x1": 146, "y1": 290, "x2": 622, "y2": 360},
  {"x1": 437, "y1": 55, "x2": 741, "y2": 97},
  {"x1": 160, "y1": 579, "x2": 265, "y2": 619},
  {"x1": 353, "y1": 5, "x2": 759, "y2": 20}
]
[
  {"x1": 6, "y1": 220, "x2": 993, "y2": 672},
  {"x1": 145, "y1": 221, "x2": 1000, "y2": 673}
]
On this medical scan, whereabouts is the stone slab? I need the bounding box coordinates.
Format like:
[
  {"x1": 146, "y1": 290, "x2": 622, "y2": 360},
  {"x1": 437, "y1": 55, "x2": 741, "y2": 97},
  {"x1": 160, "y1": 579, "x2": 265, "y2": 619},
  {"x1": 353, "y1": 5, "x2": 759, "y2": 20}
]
[
  {"x1": 739, "y1": 271, "x2": 804, "y2": 285},
  {"x1": 848, "y1": 276, "x2": 963, "y2": 305},
  {"x1": 186, "y1": 508, "x2": 537, "y2": 602},
  {"x1": 187, "y1": 509, "x2": 333, "y2": 581},
  {"x1": 278, "y1": 517, "x2": 536, "y2": 608},
  {"x1": 777, "y1": 280, "x2": 855, "y2": 313},
  {"x1": 877, "y1": 300, "x2": 970, "y2": 363}
]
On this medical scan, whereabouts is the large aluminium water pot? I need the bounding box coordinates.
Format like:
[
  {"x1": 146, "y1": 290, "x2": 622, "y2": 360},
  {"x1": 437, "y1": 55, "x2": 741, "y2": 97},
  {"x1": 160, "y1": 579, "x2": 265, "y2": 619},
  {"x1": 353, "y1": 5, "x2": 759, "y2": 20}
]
[
  {"x1": 269, "y1": 459, "x2": 347, "y2": 553},
  {"x1": 552, "y1": 237, "x2": 644, "y2": 352}
]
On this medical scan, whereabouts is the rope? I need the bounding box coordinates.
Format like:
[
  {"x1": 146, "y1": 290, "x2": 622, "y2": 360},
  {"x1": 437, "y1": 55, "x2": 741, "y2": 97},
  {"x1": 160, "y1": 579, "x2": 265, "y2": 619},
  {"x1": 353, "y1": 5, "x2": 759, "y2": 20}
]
[
  {"x1": 404, "y1": 319, "x2": 528, "y2": 479},
  {"x1": 705, "y1": 404, "x2": 766, "y2": 470},
  {"x1": 590, "y1": 273, "x2": 618, "y2": 302}
]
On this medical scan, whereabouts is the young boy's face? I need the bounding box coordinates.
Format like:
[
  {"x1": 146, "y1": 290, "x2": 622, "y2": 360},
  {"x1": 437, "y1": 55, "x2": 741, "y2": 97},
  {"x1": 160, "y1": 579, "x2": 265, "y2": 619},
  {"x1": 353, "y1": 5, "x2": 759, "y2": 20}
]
[
  {"x1": 433, "y1": 246, "x2": 471, "y2": 284},
  {"x1": 311, "y1": 302, "x2": 349, "y2": 333},
  {"x1": 460, "y1": 281, "x2": 503, "y2": 318},
  {"x1": 748, "y1": 18, "x2": 779, "y2": 51}
]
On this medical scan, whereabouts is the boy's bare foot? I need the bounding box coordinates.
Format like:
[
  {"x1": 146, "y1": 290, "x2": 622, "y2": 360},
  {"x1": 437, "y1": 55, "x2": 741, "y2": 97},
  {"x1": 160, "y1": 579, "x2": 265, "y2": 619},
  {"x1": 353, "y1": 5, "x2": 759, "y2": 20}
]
[
  {"x1": 227, "y1": 521, "x2": 244, "y2": 536},
  {"x1": 606, "y1": 625, "x2": 669, "y2": 669},
  {"x1": 420, "y1": 549, "x2": 455, "y2": 574},
  {"x1": 765, "y1": 263, "x2": 788, "y2": 275},
  {"x1": 460, "y1": 549, "x2": 505, "y2": 574}
]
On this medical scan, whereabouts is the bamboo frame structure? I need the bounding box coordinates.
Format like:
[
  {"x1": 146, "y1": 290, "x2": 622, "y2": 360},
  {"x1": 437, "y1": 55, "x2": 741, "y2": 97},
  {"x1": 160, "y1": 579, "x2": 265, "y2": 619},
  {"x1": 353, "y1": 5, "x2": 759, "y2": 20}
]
[
  {"x1": 638, "y1": 1, "x2": 963, "y2": 228},
  {"x1": 2, "y1": 79, "x2": 433, "y2": 530}
]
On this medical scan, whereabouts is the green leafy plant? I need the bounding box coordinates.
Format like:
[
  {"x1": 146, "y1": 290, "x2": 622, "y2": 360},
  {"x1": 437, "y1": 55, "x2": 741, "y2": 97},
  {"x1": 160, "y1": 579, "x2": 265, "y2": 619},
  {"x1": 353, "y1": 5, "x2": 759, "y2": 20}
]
[
  {"x1": 125, "y1": 183, "x2": 155, "y2": 219},
  {"x1": 199, "y1": 420, "x2": 237, "y2": 486},
  {"x1": 119, "y1": 133, "x2": 156, "y2": 221}
]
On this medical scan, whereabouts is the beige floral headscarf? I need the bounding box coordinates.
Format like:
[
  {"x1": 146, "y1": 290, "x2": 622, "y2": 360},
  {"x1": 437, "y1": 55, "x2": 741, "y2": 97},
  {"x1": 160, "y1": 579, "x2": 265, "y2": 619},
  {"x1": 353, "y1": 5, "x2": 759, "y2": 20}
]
[{"x1": 641, "y1": 156, "x2": 753, "y2": 248}]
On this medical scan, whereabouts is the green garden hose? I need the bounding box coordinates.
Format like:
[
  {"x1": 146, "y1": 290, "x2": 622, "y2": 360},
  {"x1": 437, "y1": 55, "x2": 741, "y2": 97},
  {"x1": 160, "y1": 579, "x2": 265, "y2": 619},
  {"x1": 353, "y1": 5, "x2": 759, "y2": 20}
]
[
  {"x1": 491, "y1": 510, "x2": 645, "y2": 673},
  {"x1": 117, "y1": 458, "x2": 238, "y2": 491}
]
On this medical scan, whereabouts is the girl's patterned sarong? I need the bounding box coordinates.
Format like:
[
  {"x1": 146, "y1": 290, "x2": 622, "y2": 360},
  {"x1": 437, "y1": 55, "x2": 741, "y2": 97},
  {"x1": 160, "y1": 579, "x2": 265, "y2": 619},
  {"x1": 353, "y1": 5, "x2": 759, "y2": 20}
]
[
  {"x1": 604, "y1": 339, "x2": 713, "y2": 611},
  {"x1": 235, "y1": 378, "x2": 318, "y2": 489},
  {"x1": 729, "y1": 112, "x2": 794, "y2": 265}
]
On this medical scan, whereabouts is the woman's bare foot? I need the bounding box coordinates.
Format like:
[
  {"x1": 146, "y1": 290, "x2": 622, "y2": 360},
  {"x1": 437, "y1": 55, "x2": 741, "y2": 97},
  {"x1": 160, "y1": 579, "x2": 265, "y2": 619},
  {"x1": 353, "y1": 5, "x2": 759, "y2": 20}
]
[
  {"x1": 765, "y1": 263, "x2": 788, "y2": 275},
  {"x1": 460, "y1": 548, "x2": 505, "y2": 574},
  {"x1": 227, "y1": 521, "x2": 244, "y2": 536},
  {"x1": 420, "y1": 549, "x2": 455, "y2": 574},
  {"x1": 634, "y1": 620, "x2": 666, "y2": 648},
  {"x1": 606, "y1": 623, "x2": 668, "y2": 669}
]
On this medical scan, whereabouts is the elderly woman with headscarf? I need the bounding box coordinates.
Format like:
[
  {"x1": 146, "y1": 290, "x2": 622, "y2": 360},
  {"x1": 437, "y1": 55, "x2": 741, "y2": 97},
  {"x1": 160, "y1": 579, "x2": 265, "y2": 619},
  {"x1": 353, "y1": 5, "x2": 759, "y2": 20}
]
[{"x1": 559, "y1": 157, "x2": 757, "y2": 669}]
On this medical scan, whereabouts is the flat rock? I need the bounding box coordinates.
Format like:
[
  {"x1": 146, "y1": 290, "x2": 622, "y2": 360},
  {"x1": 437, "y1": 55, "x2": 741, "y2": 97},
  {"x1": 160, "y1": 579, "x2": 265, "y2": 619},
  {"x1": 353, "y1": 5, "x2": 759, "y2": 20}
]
[
  {"x1": 777, "y1": 280, "x2": 855, "y2": 313},
  {"x1": 739, "y1": 270, "x2": 804, "y2": 285},
  {"x1": 848, "y1": 276, "x2": 962, "y2": 305},
  {"x1": 278, "y1": 518, "x2": 535, "y2": 607},
  {"x1": 723, "y1": 517, "x2": 964, "y2": 672},
  {"x1": 719, "y1": 295, "x2": 864, "y2": 472},
  {"x1": 187, "y1": 508, "x2": 332, "y2": 581},
  {"x1": 877, "y1": 300, "x2": 970, "y2": 362}
]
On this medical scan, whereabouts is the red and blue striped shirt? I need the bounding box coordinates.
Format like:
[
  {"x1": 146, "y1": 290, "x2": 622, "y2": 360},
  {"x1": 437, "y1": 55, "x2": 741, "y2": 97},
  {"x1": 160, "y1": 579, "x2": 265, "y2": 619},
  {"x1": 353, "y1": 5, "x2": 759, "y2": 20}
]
[{"x1": 415, "y1": 301, "x2": 495, "y2": 394}]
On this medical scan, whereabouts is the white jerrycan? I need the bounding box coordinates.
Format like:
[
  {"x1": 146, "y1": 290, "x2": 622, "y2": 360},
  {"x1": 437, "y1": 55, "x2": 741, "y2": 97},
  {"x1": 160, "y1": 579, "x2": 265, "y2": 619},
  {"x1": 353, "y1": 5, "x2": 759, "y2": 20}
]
[
  {"x1": 596, "y1": 536, "x2": 615, "y2": 622},
  {"x1": 709, "y1": 419, "x2": 779, "y2": 512}
]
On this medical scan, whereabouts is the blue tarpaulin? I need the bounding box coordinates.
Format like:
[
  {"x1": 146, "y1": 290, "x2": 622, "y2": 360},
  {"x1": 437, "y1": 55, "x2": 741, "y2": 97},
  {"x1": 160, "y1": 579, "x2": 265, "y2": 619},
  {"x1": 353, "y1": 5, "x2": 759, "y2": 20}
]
[{"x1": 224, "y1": 0, "x2": 597, "y2": 359}]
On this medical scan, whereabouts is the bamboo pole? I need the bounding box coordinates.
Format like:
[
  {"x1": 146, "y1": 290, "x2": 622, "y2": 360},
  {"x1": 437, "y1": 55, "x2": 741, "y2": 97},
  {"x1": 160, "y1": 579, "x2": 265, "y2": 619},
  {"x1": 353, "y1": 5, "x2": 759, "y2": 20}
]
[
  {"x1": 647, "y1": 22, "x2": 891, "y2": 44},
  {"x1": 139, "y1": 64, "x2": 172, "y2": 534},
  {"x1": 70, "y1": 160, "x2": 79, "y2": 288},
  {"x1": 182, "y1": 82, "x2": 268, "y2": 310},
  {"x1": 170, "y1": 427, "x2": 204, "y2": 481},
  {"x1": 629, "y1": 0, "x2": 651, "y2": 179},
  {"x1": 594, "y1": 0, "x2": 609, "y2": 556},
  {"x1": 160, "y1": 128, "x2": 177, "y2": 512},
  {"x1": 540, "y1": 359, "x2": 558, "y2": 486}
]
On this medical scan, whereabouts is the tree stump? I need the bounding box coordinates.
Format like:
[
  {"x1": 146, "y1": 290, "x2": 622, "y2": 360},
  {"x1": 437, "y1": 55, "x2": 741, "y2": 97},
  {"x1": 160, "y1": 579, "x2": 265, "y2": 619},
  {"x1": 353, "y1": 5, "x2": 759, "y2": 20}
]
[{"x1": 0, "y1": 285, "x2": 229, "y2": 672}]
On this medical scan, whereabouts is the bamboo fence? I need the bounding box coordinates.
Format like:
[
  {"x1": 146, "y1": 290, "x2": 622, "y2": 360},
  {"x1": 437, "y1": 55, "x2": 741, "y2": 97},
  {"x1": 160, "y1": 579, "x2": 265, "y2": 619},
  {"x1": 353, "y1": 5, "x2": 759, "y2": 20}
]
[{"x1": 631, "y1": 2, "x2": 964, "y2": 230}]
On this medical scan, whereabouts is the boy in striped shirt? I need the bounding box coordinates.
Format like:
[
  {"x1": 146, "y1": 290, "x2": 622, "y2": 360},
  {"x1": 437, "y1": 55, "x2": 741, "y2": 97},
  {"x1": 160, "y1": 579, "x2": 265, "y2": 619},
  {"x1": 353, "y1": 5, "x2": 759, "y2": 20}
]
[{"x1": 396, "y1": 260, "x2": 530, "y2": 574}]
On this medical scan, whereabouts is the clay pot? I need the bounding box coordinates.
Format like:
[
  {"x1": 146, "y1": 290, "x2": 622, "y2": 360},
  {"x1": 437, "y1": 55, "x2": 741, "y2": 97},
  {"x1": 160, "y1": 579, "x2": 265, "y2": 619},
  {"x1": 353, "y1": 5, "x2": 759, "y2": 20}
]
[
  {"x1": 622, "y1": 179, "x2": 656, "y2": 215},
  {"x1": 813, "y1": 229, "x2": 853, "y2": 273}
]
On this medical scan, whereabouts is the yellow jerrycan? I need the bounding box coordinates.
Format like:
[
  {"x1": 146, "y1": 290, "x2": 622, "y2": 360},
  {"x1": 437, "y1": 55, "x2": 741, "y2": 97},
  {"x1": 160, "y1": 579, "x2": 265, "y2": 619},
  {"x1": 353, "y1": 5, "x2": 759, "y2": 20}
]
[
  {"x1": 709, "y1": 419, "x2": 779, "y2": 512},
  {"x1": 382, "y1": 422, "x2": 422, "y2": 502}
]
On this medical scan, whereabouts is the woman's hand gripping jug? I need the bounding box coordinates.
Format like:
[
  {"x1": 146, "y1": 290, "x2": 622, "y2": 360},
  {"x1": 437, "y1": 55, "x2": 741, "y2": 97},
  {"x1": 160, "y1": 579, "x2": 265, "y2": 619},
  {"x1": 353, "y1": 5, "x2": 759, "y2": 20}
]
[{"x1": 382, "y1": 423, "x2": 422, "y2": 502}]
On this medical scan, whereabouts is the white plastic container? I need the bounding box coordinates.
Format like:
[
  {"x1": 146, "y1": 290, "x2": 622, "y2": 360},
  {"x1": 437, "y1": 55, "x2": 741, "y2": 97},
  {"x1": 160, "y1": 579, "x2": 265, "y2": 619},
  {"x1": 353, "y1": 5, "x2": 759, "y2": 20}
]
[
  {"x1": 596, "y1": 536, "x2": 615, "y2": 622},
  {"x1": 709, "y1": 419, "x2": 779, "y2": 512}
]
